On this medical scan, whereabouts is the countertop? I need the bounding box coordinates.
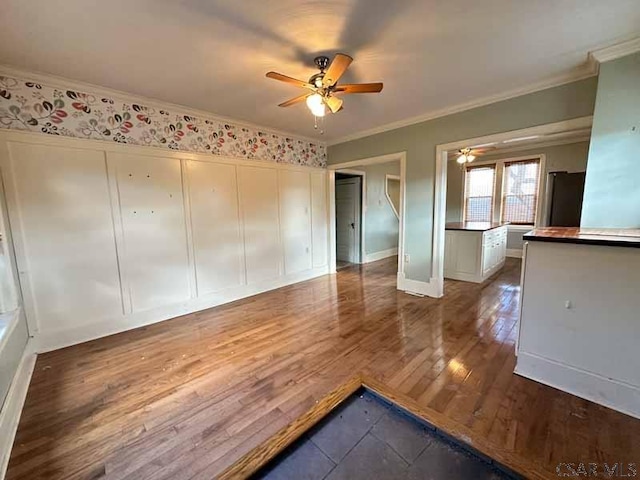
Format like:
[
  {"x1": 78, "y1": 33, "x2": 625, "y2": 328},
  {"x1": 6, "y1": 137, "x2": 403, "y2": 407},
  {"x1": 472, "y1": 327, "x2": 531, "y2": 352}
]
[
  {"x1": 523, "y1": 227, "x2": 640, "y2": 249},
  {"x1": 445, "y1": 221, "x2": 510, "y2": 232}
]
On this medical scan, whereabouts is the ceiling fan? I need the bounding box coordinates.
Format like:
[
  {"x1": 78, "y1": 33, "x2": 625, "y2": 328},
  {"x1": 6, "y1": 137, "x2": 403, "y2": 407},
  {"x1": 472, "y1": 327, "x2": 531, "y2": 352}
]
[
  {"x1": 266, "y1": 53, "x2": 383, "y2": 117},
  {"x1": 456, "y1": 143, "x2": 499, "y2": 164}
]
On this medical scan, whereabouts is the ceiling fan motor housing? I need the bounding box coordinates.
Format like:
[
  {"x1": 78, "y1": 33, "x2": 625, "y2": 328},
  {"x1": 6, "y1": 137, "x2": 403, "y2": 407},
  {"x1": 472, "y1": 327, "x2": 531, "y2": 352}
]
[
  {"x1": 309, "y1": 73, "x2": 325, "y2": 89},
  {"x1": 314, "y1": 56, "x2": 330, "y2": 71}
]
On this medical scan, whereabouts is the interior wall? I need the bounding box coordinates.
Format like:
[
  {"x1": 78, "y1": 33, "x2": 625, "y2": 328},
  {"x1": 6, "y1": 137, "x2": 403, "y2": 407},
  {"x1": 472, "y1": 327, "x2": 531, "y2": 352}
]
[
  {"x1": 0, "y1": 132, "x2": 329, "y2": 352},
  {"x1": 0, "y1": 174, "x2": 27, "y2": 411},
  {"x1": 0, "y1": 317, "x2": 27, "y2": 408},
  {"x1": 582, "y1": 52, "x2": 640, "y2": 228},
  {"x1": 360, "y1": 161, "x2": 400, "y2": 257},
  {"x1": 328, "y1": 77, "x2": 598, "y2": 284},
  {"x1": 446, "y1": 141, "x2": 590, "y2": 249}
]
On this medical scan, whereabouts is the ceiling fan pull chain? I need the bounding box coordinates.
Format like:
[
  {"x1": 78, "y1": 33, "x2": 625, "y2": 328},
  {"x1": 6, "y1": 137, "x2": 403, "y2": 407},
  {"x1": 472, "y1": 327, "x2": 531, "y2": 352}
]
[{"x1": 313, "y1": 115, "x2": 324, "y2": 135}]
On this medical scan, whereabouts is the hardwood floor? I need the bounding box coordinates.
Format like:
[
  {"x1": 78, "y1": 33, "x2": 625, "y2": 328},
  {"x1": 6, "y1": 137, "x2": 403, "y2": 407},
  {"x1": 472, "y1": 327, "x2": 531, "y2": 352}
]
[{"x1": 6, "y1": 258, "x2": 639, "y2": 479}]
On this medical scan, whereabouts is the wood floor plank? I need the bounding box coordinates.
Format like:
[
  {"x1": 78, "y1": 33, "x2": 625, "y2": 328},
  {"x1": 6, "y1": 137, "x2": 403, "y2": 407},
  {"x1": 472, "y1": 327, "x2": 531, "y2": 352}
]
[{"x1": 6, "y1": 257, "x2": 640, "y2": 480}]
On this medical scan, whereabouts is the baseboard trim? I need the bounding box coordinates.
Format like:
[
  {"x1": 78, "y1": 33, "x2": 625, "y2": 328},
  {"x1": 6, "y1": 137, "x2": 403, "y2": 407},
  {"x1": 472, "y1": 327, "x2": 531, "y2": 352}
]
[
  {"x1": 506, "y1": 248, "x2": 523, "y2": 258},
  {"x1": 515, "y1": 351, "x2": 640, "y2": 419},
  {"x1": 0, "y1": 341, "x2": 36, "y2": 480},
  {"x1": 35, "y1": 266, "x2": 330, "y2": 353},
  {"x1": 364, "y1": 247, "x2": 398, "y2": 263},
  {"x1": 397, "y1": 273, "x2": 442, "y2": 298}
]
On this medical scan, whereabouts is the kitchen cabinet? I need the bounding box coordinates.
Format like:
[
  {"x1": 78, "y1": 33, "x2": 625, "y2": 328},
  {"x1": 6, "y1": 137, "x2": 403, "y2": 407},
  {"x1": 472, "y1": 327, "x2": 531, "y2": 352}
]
[{"x1": 444, "y1": 222, "x2": 508, "y2": 283}]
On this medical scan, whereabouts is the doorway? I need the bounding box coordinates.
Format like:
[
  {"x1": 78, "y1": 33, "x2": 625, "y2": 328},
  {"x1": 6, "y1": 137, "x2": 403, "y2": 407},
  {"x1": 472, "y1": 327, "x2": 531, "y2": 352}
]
[
  {"x1": 328, "y1": 152, "x2": 406, "y2": 290},
  {"x1": 433, "y1": 116, "x2": 592, "y2": 297},
  {"x1": 335, "y1": 172, "x2": 363, "y2": 268}
]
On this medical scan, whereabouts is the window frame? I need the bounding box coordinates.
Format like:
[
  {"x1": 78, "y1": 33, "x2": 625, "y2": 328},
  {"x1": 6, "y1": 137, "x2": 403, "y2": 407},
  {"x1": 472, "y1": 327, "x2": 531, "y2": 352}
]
[
  {"x1": 462, "y1": 164, "x2": 497, "y2": 224},
  {"x1": 462, "y1": 154, "x2": 546, "y2": 227}
]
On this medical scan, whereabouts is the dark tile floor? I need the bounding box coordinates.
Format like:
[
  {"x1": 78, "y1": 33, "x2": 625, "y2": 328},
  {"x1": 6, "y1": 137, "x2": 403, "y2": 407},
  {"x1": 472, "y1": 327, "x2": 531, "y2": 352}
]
[{"x1": 252, "y1": 390, "x2": 522, "y2": 480}]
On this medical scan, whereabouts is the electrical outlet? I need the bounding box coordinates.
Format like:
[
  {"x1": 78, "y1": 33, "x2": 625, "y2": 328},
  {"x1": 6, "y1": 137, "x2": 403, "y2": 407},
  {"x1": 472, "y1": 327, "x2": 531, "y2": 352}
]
[{"x1": 404, "y1": 254, "x2": 410, "y2": 263}]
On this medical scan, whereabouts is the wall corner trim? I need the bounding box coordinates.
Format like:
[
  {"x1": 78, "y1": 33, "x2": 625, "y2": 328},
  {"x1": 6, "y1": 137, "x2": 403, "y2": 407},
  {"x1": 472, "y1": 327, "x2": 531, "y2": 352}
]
[
  {"x1": 589, "y1": 37, "x2": 640, "y2": 65},
  {"x1": 0, "y1": 341, "x2": 36, "y2": 480}
]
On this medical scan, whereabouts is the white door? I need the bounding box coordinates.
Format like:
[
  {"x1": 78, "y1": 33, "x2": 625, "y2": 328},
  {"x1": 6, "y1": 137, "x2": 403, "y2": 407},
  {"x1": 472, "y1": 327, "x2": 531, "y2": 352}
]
[{"x1": 335, "y1": 177, "x2": 361, "y2": 263}]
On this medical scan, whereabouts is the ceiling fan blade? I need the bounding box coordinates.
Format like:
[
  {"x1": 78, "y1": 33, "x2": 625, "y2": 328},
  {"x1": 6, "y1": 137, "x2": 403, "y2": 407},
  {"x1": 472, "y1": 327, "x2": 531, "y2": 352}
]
[
  {"x1": 278, "y1": 93, "x2": 310, "y2": 108},
  {"x1": 334, "y1": 83, "x2": 383, "y2": 94},
  {"x1": 266, "y1": 72, "x2": 313, "y2": 90},
  {"x1": 325, "y1": 96, "x2": 343, "y2": 114},
  {"x1": 322, "y1": 53, "x2": 353, "y2": 87}
]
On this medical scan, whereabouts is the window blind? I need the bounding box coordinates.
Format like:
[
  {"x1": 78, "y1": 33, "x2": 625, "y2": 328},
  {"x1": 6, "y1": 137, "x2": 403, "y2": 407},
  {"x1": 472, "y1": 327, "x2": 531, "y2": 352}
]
[
  {"x1": 501, "y1": 159, "x2": 541, "y2": 225},
  {"x1": 463, "y1": 165, "x2": 495, "y2": 222}
]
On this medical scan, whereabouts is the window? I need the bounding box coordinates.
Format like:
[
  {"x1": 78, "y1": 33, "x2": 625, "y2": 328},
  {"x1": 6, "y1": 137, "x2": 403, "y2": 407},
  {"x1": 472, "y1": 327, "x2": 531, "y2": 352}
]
[
  {"x1": 501, "y1": 159, "x2": 541, "y2": 225},
  {"x1": 463, "y1": 165, "x2": 495, "y2": 222},
  {"x1": 462, "y1": 157, "x2": 542, "y2": 225}
]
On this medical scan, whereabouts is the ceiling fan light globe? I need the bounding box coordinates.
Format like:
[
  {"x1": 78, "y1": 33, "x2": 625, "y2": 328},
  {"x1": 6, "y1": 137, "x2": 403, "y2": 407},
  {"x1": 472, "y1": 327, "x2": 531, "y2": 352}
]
[
  {"x1": 311, "y1": 104, "x2": 326, "y2": 117},
  {"x1": 306, "y1": 93, "x2": 323, "y2": 109},
  {"x1": 467, "y1": 154, "x2": 476, "y2": 162},
  {"x1": 457, "y1": 156, "x2": 466, "y2": 164}
]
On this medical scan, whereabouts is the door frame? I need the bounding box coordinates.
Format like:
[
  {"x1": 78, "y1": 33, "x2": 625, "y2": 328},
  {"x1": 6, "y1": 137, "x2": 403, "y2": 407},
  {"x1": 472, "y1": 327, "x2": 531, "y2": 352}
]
[
  {"x1": 328, "y1": 152, "x2": 406, "y2": 289},
  {"x1": 335, "y1": 170, "x2": 365, "y2": 265},
  {"x1": 432, "y1": 116, "x2": 593, "y2": 297}
]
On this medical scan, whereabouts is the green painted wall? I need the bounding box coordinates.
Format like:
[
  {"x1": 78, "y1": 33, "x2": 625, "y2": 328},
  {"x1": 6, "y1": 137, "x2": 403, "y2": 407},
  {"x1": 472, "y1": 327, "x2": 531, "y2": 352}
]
[
  {"x1": 328, "y1": 78, "x2": 598, "y2": 282},
  {"x1": 360, "y1": 161, "x2": 400, "y2": 255},
  {"x1": 582, "y1": 53, "x2": 640, "y2": 228}
]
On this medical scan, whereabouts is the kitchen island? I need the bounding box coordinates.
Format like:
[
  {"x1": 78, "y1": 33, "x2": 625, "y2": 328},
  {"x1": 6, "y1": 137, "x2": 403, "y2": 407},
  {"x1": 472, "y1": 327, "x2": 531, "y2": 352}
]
[
  {"x1": 444, "y1": 221, "x2": 509, "y2": 283},
  {"x1": 517, "y1": 227, "x2": 640, "y2": 419}
]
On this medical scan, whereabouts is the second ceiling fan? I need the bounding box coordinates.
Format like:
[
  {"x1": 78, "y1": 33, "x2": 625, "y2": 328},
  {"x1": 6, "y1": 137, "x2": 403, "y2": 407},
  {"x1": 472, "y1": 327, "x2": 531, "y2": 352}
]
[{"x1": 266, "y1": 53, "x2": 383, "y2": 116}]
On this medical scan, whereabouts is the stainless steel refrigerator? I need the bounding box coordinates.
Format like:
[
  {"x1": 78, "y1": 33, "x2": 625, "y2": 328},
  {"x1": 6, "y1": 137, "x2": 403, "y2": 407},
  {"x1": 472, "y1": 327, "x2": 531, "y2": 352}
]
[{"x1": 545, "y1": 171, "x2": 586, "y2": 227}]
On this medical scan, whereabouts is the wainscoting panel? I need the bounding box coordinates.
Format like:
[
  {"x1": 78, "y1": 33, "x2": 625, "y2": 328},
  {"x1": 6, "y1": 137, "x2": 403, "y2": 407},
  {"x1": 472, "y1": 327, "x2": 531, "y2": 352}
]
[
  {"x1": 186, "y1": 160, "x2": 244, "y2": 296},
  {"x1": 279, "y1": 170, "x2": 312, "y2": 275},
  {"x1": 2, "y1": 142, "x2": 123, "y2": 334},
  {"x1": 238, "y1": 166, "x2": 283, "y2": 284},
  {"x1": 109, "y1": 152, "x2": 191, "y2": 313},
  {"x1": 310, "y1": 172, "x2": 329, "y2": 268},
  {"x1": 0, "y1": 131, "x2": 329, "y2": 351}
]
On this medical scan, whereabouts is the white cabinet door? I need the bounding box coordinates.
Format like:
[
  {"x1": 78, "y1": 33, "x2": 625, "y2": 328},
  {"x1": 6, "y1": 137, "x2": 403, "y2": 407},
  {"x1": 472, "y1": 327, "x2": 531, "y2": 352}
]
[
  {"x1": 279, "y1": 170, "x2": 312, "y2": 275},
  {"x1": 110, "y1": 153, "x2": 190, "y2": 312},
  {"x1": 482, "y1": 236, "x2": 493, "y2": 275},
  {"x1": 238, "y1": 166, "x2": 282, "y2": 284},
  {"x1": 186, "y1": 160, "x2": 243, "y2": 295},
  {"x1": 5, "y1": 143, "x2": 123, "y2": 332},
  {"x1": 455, "y1": 233, "x2": 479, "y2": 275},
  {"x1": 310, "y1": 172, "x2": 328, "y2": 268}
]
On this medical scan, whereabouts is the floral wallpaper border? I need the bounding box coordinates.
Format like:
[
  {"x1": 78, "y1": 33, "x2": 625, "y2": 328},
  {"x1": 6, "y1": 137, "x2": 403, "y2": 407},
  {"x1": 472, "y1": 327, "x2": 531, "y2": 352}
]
[{"x1": 0, "y1": 73, "x2": 326, "y2": 167}]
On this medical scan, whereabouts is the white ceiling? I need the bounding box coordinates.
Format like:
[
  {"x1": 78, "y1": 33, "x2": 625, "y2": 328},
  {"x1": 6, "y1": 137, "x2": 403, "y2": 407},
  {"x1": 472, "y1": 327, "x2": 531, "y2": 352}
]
[{"x1": 1, "y1": 1, "x2": 639, "y2": 142}]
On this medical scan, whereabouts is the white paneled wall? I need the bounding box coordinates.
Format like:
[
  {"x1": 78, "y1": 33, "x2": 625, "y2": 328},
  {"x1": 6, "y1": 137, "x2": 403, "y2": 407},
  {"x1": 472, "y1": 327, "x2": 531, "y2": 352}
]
[
  {"x1": 110, "y1": 152, "x2": 192, "y2": 312},
  {"x1": 5, "y1": 143, "x2": 123, "y2": 333},
  {"x1": 310, "y1": 172, "x2": 329, "y2": 268},
  {"x1": 0, "y1": 132, "x2": 329, "y2": 351},
  {"x1": 279, "y1": 170, "x2": 312, "y2": 275},
  {"x1": 238, "y1": 166, "x2": 283, "y2": 284},
  {"x1": 186, "y1": 160, "x2": 244, "y2": 295}
]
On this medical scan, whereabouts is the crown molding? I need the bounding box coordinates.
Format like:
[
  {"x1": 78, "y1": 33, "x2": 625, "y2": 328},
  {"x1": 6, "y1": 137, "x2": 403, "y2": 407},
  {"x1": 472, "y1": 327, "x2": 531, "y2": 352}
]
[
  {"x1": 327, "y1": 65, "x2": 598, "y2": 146},
  {"x1": 589, "y1": 37, "x2": 640, "y2": 64},
  {"x1": 0, "y1": 64, "x2": 326, "y2": 146}
]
